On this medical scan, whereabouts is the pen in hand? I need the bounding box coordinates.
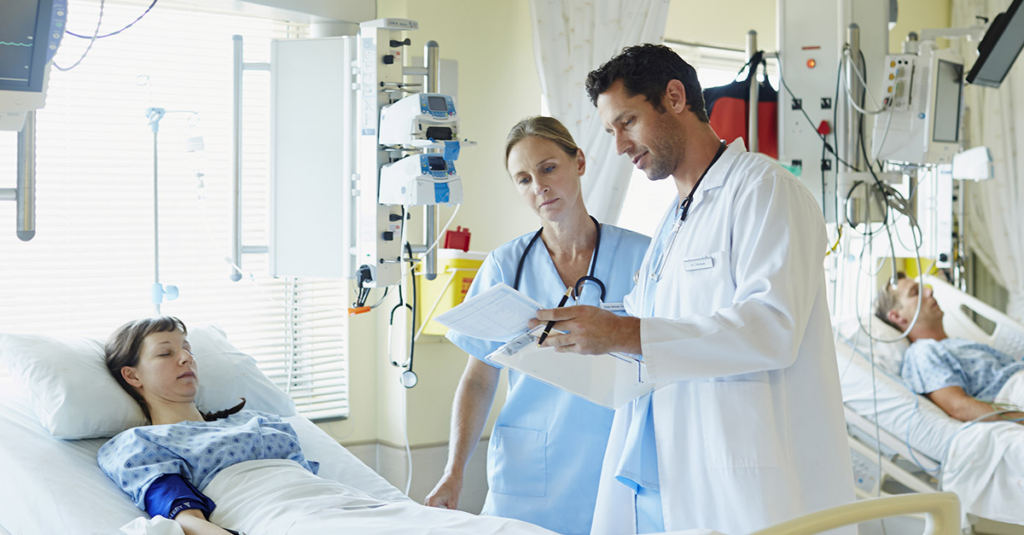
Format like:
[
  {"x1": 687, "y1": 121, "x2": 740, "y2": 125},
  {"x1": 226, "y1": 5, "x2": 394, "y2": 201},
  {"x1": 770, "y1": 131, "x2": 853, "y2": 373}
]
[{"x1": 537, "y1": 286, "x2": 573, "y2": 346}]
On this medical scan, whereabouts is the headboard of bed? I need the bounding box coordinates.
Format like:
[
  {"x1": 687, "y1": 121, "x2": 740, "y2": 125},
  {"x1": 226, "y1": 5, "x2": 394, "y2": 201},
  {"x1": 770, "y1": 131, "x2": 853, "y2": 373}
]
[{"x1": 927, "y1": 275, "x2": 1024, "y2": 357}]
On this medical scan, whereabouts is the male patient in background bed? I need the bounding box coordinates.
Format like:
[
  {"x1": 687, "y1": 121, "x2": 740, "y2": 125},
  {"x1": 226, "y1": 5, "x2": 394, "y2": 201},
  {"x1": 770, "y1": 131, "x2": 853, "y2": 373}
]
[{"x1": 875, "y1": 272, "x2": 1024, "y2": 424}]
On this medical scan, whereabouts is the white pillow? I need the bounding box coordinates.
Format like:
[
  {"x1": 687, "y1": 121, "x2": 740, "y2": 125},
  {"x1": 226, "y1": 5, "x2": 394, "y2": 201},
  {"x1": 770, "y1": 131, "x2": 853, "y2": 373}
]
[
  {"x1": 836, "y1": 318, "x2": 910, "y2": 377},
  {"x1": 0, "y1": 324, "x2": 296, "y2": 440}
]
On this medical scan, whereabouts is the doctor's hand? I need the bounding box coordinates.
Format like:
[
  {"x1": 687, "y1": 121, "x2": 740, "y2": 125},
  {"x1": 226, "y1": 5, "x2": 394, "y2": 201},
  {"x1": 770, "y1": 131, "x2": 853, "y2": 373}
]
[
  {"x1": 425, "y1": 473, "x2": 462, "y2": 510},
  {"x1": 530, "y1": 305, "x2": 641, "y2": 355}
]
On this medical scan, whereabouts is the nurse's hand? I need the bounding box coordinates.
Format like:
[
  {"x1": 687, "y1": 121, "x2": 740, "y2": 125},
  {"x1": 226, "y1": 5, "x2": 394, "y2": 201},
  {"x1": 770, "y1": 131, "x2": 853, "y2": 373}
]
[
  {"x1": 425, "y1": 473, "x2": 462, "y2": 509},
  {"x1": 531, "y1": 305, "x2": 642, "y2": 355}
]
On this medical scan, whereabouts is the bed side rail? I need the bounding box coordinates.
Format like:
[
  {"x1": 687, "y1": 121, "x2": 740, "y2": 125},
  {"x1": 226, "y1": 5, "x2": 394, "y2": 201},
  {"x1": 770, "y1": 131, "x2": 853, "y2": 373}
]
[
  {"x1": 844, "y1": 407, "x2": 941, "y2": 476},
  {"x1": 751, "y1": 493, "x2": 960, "y2": 535},
  {"x1": 926, "y1": 275, "x2": 1024, "y2": 357}
]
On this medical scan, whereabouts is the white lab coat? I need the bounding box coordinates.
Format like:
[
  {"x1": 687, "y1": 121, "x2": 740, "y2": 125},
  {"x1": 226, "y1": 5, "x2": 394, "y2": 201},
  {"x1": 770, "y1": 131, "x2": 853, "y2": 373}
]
[{"x1": 591, "y1": 141, "x2": 855, "y2": 535}]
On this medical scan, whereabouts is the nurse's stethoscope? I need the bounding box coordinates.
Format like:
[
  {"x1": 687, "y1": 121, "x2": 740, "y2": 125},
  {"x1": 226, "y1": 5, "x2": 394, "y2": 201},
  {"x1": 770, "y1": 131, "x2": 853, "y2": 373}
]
[{"x1": 514, "y1": 215, "x2": 606, "y2": 303}]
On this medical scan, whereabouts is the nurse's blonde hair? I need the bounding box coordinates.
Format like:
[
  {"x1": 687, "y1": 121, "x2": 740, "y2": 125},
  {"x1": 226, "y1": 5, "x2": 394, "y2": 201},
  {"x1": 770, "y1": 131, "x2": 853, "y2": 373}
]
[{"x1": 504, "y1": 116, "x2": 580, "y2": 169}]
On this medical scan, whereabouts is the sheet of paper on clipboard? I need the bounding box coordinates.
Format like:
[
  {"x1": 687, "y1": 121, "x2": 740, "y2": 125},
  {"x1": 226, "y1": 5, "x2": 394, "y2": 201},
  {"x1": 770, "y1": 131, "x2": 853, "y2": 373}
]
[
  {"x1": 485, "y1": 325, "x2": 657, "y2": 410},
  {"x1": 433, "y1": 283, "x2": 544, "y2": 342}
]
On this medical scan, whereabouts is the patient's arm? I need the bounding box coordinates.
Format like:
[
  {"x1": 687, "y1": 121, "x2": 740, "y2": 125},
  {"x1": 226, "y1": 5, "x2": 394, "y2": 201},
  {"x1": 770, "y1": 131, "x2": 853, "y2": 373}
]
[
  {"x1": 425, "y1": 356, "x2": 500, "y2": 509},
  {"x1": 174, "y1": 510, "x2": 233, "y2": 535},
  {"x1": 927, "y1": 386, "x2": 1024, "y2": 423}
]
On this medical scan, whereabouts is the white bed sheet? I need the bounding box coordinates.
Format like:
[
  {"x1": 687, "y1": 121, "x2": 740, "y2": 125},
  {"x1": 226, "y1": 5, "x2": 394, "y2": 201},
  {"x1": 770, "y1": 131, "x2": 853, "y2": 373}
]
[
  {"x1": 835, "y1": 337, "x2": 964, "y2": 464},
  {"x1": 942, "y1": 415, "x2": 1024, "y2": 527},
  {"x1": 0, "y1": 372, "x2": 409, "y2": 535}
]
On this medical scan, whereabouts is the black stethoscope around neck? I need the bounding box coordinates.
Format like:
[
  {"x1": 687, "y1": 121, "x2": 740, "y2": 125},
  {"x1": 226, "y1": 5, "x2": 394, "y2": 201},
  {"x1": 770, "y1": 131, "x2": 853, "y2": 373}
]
[
  {"x1": 648, "y1": 140, "x2": 728, "y2": 284},
  {"x1": 514, "y1": 215, "x2": 606, "y2": 303}
]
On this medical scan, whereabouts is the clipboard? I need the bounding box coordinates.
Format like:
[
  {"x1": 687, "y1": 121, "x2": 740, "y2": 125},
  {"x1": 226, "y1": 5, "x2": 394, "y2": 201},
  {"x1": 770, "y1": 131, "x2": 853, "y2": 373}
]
[
  {"x1": 485, "y1": 326, "x2": 658, "y2": 409},
  {"x1": 434, "y1": 283, "x2": 543, "y2": 342}
]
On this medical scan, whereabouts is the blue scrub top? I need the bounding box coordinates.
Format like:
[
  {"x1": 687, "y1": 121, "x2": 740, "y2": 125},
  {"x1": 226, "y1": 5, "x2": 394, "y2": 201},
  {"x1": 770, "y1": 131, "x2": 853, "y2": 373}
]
[{"x1": 447, "y1": 223, "x2": 650, "y2": 535}]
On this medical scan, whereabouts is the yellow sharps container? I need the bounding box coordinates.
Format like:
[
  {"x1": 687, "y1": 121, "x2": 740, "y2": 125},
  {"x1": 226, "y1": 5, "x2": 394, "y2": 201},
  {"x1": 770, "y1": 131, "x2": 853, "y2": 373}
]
[{"x1": 415, "y1": 249, "x2": 486, "y2": 336}]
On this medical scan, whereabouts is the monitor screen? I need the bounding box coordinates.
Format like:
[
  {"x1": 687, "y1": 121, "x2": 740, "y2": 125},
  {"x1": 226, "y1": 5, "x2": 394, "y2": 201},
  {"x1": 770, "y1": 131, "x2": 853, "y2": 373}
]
[
  {"x1": 933, "y1": 59, "x2": 963, "y2": 144},
  {"x1": 426, "y1": 95, "x2": 448, "y2": 112},
  {"x1": 0, "y1": 1, "x2": 54, "y2": 92},
  {"x1": 427, "y1": 155, "x2": 447, "y2": 172},
  {"x1": 967, "y1": 0, "x2": 1024, "y2": 88}
]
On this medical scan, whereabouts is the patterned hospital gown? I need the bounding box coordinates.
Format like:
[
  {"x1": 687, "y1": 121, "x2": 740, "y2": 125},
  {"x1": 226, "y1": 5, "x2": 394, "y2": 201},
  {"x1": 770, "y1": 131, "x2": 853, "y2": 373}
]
[
  {"x1": 98, "y1": 410, "x2": 319, "y2": 510},
  {"x1": 901, "y1": 338, "x2": 1024, "y2": 401}
]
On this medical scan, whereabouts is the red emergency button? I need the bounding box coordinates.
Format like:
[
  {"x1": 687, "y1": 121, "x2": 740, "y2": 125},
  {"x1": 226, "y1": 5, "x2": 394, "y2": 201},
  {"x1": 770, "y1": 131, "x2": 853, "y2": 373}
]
[{"x1": 817, "y1": 120, "x2": 831, "y2": 136}]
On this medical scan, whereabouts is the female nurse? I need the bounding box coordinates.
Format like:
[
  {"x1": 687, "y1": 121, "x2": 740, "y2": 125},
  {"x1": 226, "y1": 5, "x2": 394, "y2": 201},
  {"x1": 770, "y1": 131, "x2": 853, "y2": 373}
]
[{"x1": 424, "y1": 116, "x2": 650, "y2": 535}]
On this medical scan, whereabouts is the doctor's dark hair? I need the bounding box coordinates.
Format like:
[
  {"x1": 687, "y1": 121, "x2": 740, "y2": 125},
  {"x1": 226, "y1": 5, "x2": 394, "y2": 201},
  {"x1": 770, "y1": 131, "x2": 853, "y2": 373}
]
[
  {"x1": 504, "y1": 116, "x2": 580, "y2": 169},
  {"x1": 873, "y1": 272, "x2": 908, "y2": 331},
  {"x1": 585, "y1": 43, "x2": 709, "y2": 123},
  {"x1": 104, "y1": 316, "x2": 245, "y2": 423}
]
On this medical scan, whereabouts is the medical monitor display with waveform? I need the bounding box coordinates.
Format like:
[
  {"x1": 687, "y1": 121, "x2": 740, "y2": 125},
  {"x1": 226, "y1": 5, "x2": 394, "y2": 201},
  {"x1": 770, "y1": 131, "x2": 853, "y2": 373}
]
[
  {"x1": 967, "y1": 0, "x2": 1024, "y2": 88},
  {"x1": 0, "y1": 0, "x2": 60, "y2": 93}
]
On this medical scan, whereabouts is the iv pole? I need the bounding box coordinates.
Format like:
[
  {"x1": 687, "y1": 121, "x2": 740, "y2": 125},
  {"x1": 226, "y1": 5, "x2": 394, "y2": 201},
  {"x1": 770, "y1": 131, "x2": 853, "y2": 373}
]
[{"x1": 145, "y1": 107, "x2": 199, "y2": 315}]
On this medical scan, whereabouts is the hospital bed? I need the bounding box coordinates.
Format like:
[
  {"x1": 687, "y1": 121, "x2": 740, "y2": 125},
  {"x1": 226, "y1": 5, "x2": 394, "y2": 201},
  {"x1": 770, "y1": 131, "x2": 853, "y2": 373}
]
[
  {"x1": 0, "y1": 326, "x2": 561, "y2": 535},
  {"x1": 0, "y1": 325, "x2": 966, "y2": 535},
  {"x1": 837, "y1": 275, "x2": 1024, "y2": 532},
  {"x1": 0, "y1": 367, "x2": 409, "y2": 534}
]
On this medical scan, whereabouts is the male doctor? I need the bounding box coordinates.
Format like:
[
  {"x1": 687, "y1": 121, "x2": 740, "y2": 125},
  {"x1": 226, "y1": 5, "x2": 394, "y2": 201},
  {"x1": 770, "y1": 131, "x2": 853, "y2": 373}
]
[{"x1": 532, "y1": 44, "x2": 855, "y2": 534}]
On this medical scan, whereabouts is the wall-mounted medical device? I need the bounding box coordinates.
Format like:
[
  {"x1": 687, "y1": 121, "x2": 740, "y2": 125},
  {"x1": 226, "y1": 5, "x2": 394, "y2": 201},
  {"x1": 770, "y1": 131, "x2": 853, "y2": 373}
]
[
  {"x1": 871, "y1": 46, "x2": 964, "y2": 165},
  {"x1": 0, "y1": 0, "x2": 66, "y2": 131},
  {"x1": 379, "y1": 93, "x2": 459, "y2": 146},
  {"x1": 379, "y1": 154, "x2": 462, "y2": 206},
  {"x1": 776, "y1": 0, "x2": 892, "y2": 224},
  {"x1": 263, "y1": 19, "x2": 470, "y2": 288},
  {"x1": 966, "y1": 0, "x2": 1024, "y2": 88}
]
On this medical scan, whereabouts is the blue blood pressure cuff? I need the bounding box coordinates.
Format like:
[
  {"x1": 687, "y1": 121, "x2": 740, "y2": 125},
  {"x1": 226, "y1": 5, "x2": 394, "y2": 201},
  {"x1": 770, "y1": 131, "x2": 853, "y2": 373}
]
[{"x1": 144, "y1": 474, "x2": 217, "y2": 520}]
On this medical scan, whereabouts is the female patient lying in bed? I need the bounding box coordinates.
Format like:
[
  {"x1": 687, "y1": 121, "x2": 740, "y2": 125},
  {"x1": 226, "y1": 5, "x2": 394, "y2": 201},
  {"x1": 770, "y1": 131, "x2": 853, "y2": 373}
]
[
  {"x1": 875, "y1": 273, "x2": 1024, "y2": 424},
  {"x1": 98, "y1": 317, "x2": 319, "y2": 534},
  {"x1": 98, "y1": 317, "x2": 554, "y2": 535}
]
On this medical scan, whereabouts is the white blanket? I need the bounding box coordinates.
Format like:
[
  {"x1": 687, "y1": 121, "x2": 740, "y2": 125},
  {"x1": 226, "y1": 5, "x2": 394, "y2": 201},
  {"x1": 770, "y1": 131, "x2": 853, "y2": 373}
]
[
  {"x1": 941, "y1": 373, "x2": 1024, "y2": 528},
  {"x1": 202, "y1": 459, "x2": 558, "y2": 535}
]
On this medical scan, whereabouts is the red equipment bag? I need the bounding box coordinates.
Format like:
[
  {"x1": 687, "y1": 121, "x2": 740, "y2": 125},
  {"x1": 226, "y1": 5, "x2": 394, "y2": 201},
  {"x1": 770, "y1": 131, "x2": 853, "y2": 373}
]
[{"x1": 702, "y1": 51, "x2": 778, "y2": 159}]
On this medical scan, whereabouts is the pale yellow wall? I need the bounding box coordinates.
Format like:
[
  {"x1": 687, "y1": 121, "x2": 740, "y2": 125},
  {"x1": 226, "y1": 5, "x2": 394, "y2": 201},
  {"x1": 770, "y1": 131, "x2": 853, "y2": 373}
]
[
  {"x1": 662, "y1": 0, "x2": 951, "y2": 53},
  {"x1": 889, "y1": 0, "x2": 952, "y2": 52},
  {"x1": 664, "y1": 0, "x2": 776, "y2": 50},
  {"x1": 376, "y1": 0, "x2": 407, "y2": 20}
]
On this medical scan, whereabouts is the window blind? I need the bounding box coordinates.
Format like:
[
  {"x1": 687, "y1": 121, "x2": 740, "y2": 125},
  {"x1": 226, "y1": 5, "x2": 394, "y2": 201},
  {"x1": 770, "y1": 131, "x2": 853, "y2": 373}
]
[{"x1": 0, "y1": 0, "x2": 350, "y2": 420}]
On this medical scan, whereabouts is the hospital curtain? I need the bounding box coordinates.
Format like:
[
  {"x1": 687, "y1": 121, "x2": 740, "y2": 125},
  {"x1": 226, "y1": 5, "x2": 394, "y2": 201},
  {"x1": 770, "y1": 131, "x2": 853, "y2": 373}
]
[
  {"x1": 528, "y1": 0, "x2": 671, "y2": 225},
  {"x1": 953, "y1": 0, "x2": 1024, "y2": 321},
  {"x1": 0, "y1": 1, "x2": 350, "y2": 420}
]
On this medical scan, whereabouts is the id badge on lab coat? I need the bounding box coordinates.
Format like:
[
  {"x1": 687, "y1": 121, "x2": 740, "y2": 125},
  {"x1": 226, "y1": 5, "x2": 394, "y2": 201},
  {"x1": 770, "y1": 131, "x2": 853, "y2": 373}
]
[{"x1": 600, "y1": 302, "x2": 626, "y2": 313}]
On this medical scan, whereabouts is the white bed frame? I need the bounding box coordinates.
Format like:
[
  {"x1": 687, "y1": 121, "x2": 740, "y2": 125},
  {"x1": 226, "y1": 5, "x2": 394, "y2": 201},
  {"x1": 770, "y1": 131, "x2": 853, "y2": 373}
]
[
  {"x1": 842, "y1": 275, "x2": 1024, "y2": 528},
  {"x1": 928, "y1": 276, "x2": 1024, "y2": 357},
  {"x1": 751, "y1": 492, "x2": 960, "y2": 535}
]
